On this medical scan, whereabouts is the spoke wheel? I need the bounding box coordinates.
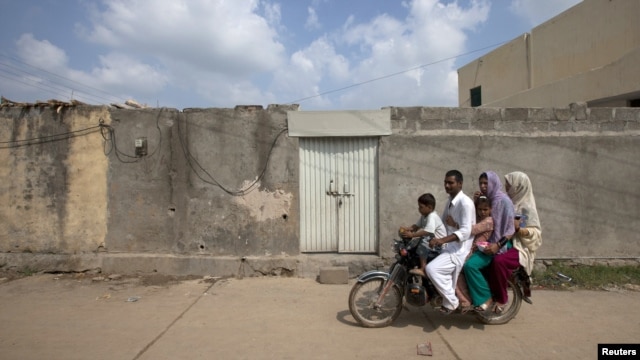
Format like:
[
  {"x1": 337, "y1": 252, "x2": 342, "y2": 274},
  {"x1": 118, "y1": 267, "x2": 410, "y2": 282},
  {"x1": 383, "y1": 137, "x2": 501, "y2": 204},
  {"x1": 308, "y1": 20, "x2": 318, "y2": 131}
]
[
  {"x1": 476, "y1": 278, "x2": 522, "y2": 325},
  {"x1": 348, "y1": 278, "x2": 403, "y2": 328}
]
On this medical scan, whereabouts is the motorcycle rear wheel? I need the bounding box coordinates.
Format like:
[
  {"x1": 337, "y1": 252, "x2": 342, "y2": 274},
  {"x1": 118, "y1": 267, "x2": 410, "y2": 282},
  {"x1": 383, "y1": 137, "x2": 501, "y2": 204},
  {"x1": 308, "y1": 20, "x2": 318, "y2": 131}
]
[
  {"x1": 348, "y1": 278, "x2": 403, "y2": 328},
  {"x1": 475, "y1": 278, "x2": 522, "y2": 325}
]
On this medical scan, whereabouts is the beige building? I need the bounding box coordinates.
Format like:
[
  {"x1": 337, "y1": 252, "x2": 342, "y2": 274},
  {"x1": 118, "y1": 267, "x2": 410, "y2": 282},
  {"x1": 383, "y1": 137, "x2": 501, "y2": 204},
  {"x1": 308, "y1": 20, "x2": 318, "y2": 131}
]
[{"x1": 457, "y1": 0, "x2": 640, "y2": 108}]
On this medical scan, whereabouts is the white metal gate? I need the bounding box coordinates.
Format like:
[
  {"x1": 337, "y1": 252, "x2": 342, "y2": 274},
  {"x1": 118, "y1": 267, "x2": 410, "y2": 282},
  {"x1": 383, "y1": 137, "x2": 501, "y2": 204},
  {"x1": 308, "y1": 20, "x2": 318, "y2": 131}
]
[{"x1": 299, "y1": 137, "x2": 378, "y2": 253}]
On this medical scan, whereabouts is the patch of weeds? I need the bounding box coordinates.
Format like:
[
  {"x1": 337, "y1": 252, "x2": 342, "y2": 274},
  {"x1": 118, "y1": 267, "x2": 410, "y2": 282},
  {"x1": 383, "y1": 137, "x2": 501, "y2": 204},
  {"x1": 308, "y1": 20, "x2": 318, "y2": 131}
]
[
  {"x1": 532, "y1": 263, "x2": 640, "y2": 290},
  {"x1": 18, "y1": 266, "x2": 37, "y2": 277}
]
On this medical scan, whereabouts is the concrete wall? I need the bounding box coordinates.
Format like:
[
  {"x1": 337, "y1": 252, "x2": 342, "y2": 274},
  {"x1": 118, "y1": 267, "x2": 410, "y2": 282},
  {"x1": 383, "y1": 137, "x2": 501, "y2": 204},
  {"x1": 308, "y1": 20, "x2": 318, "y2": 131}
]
[
  {"x1": 457, "y1": 35, "x2": 530, "y2": 107},
  {"x1": 379, "y1": 105, "x2": 640, "y2": 260},
  {"x1": 457, "y1": 0, "x2": 640, "y2": 107},
  {"x1": 0, "y1": 105, "x2": 109, "y2": 254},
  {"x1": 104, "y1": 105, "x2": 300, "y2": 257},
  {"x1": 487, "y1": 47, "x2": 640, "y2": 108},
  {"x1": 1, "y1": 103, "x2": 639, "y2": 277},
  {"x1": 530, "y1": 0, "x2": 640, "y2": 88}
]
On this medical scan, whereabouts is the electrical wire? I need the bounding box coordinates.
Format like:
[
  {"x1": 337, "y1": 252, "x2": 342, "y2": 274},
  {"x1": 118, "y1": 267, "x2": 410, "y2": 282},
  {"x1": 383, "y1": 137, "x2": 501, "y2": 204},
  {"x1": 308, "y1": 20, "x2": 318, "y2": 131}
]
[
  {"x1": 0, "y1": 53, "x2": 128, "y2": 105},
  {"x1": 0, "y1": 106, "x2": 280, "y2": 196},
  {"x1": 1, "y1": 43, "x2": 505, "y2": 192},
  {"x1": 99, "y1": 109, "x2": 163, "y2": 163},
  {"x1": 3, "y1": 39, "x2": 510, "y2": 109},
  {"x1": 0, "y1": 113, "x2": 147, "y2": 163},
  {"x1": 0, "y1": 112, "x2": 142, "y2": 163},
  {"x1": 285, "y1": 40, "x2": 509, "y2": 105},
  {"x1": 0, "y1": 124, "x2": 102, "y2": 149},
  {"x1": 0, "y1": 72, "x2": 74, "y2": 102},
  {"x1": 0, "y1": 66, "x2": 114, "y2": 105},
  {"x1": 176, "y1": 114, "x2": 287, "y2": 196},
  {"x1": 99, "y1": 121, "x2": 145, "y2": 163}
]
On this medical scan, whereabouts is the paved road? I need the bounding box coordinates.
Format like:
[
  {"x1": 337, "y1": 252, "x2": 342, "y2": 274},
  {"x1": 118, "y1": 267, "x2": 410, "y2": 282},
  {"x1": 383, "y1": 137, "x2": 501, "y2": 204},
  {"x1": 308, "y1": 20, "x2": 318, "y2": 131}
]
[{"x1": 0, "y1": 274, "x2": 638, "y2": 359}]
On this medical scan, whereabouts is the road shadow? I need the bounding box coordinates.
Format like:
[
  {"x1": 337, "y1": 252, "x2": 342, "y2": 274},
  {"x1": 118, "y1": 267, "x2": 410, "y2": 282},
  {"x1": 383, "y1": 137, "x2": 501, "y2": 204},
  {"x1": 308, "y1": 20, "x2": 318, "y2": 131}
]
[{"x1": 335, "y1": 304, "x2": 485, "y2": 332}]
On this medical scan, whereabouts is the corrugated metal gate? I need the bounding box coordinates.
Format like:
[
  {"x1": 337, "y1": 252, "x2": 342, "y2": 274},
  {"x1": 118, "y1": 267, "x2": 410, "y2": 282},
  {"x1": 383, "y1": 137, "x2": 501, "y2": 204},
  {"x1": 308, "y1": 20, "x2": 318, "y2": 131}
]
[{"x1": 299, "y1": 137, "x2": 378, "y2": 253}]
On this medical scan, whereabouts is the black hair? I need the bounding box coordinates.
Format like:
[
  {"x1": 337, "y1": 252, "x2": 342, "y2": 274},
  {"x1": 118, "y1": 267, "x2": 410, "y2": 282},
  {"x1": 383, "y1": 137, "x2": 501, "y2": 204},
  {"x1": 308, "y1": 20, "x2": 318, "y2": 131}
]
[
  {"x1": 446, "y1": 169, "x2": 463, "y2": 183},
  {"x1": 479, "y1": 172, "x2": 488, "y2": 180},
  {"x1": 475, "y1": 195, "x2": 492, "y2": 208},
  {"x1": 418, "y1": 193, "x2": 436, "y2": 208}
]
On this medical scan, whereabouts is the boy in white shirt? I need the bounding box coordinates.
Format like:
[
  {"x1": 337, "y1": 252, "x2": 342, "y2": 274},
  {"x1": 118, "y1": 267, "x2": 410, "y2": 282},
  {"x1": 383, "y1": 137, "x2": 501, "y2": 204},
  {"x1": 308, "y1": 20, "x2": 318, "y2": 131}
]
[{"x1": 399, "y1": 193, "x2": 447, "y2": 277}]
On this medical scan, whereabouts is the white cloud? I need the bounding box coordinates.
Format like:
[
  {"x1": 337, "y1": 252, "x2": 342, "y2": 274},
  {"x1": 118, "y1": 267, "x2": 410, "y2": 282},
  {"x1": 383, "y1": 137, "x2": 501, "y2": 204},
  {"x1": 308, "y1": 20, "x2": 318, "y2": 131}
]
[
  {"x1": 324, "y1": 0, "x2": 490, "y2": 108},
  {"x1": 305, "y1": 7, "x2": 321, "y2": 31},
  {"x1": 271, "y1": 37, "x2": 349, "y2": 107},
  {"x1": 83, "y1": 0, "x2": 285, "y2": 75},
  {"x1": 16, "y1": 34, "x2": 68, "y2": 70},
  {"x1": 262, "y1": 1, "x2": 282, "y2": 26},
  {"x1": 267, "y1": 0, "x2": 491, "y2": 109},
  {"x1": 2, "y1": 0, "x2": 496, "y2": 109},
  {"x1": 509, "y1": 0, "x2": 582, "y2": 27},
  {"x1": 12, "y1": 33, "x2": 167, "y2": 104},
  {"x1": 90, "y1": 53, "x2": 167, "y2": 93},
  {"x1": 189, "y1": 74, "x2": 276, "y2": 107},
  {"x1": 72, "y1": 0, "x2": 288, "y2": 106}
]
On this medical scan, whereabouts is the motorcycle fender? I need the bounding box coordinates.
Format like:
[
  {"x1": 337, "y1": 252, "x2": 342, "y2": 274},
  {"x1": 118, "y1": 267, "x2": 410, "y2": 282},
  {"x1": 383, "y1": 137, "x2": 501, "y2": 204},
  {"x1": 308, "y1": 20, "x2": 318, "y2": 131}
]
[{"x1": 356, "y1": 270, "x2": 390, "y2": 283}]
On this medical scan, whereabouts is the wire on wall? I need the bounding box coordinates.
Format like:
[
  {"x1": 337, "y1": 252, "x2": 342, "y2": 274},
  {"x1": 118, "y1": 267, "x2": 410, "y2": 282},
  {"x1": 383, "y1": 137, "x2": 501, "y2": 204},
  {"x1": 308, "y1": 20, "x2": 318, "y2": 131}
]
[
  {"x1": 1, "y1": 108, "x2": 285, "y2": 196},
  {"x1": 99, "y1": 122, "x2": 141, "y2": 164},
  {"x1": 0, "y1": 124, "x2": 102, "y2": 149},
  {"x1": 99, "y1": 108, "x2": 164, "y2": 163},
  {"x1": 176, "y1": 115, "x2": 287, "y2": 196}
]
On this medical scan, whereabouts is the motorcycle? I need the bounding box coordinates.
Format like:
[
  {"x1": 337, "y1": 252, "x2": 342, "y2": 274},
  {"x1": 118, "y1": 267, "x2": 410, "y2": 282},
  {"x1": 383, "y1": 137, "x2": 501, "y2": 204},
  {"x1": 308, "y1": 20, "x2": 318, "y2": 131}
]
[{"x1": 348, "y1": 235, "x2": 532, "y2": 327}]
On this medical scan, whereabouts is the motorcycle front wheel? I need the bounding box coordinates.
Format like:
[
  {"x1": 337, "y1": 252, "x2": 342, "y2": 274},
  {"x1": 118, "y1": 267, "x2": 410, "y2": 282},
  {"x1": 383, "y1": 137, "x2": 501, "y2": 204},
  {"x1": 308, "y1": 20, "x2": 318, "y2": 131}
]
[{"x1": 348, "y1": 278, "x2": 403, "y2": 328}]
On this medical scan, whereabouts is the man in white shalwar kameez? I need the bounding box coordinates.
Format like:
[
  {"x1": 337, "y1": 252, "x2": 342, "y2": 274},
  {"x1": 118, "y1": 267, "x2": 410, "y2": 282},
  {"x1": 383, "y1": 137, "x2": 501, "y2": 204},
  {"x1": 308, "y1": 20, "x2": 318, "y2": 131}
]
[{"x1": 426, "y1": 170, "x2": 475, "y2": 314}]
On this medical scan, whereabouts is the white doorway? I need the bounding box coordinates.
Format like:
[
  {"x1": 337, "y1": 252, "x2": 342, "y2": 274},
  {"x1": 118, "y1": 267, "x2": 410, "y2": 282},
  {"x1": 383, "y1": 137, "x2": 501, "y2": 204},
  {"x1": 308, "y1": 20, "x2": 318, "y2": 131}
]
[{"x1": 299, "y1": 137, "x2": 378, "y2": 253}]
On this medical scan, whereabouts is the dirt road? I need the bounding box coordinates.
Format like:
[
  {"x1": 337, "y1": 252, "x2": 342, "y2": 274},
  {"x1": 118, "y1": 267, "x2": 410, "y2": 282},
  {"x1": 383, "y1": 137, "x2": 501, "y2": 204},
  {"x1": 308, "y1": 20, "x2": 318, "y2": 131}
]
[{"x1": 0, "y1": 273, "x2": 638, "y2": 359}]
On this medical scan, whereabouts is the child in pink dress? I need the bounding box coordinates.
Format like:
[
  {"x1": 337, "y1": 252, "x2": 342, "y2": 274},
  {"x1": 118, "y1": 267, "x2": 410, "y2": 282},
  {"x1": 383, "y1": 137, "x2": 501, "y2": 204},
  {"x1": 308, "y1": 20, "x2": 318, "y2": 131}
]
[{"x1": 454, "y1": 196, "x2": 493, "y2": 312}]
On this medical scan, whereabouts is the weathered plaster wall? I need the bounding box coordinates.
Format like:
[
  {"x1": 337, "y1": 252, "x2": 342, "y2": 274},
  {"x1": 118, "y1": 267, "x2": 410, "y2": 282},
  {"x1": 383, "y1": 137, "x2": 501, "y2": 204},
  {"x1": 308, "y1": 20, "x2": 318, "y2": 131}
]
[
  {"x1": 1, "y1": 103, "x2": 638, "y2": 277},
  {"x1": 0, "y1": 106, "x2": 109, "y2": 253},
  {"x1": 177, "y1": 105, "x2": 299, "y2": 257},
  {"x1": 103, "y1": 108, "x2": 178, "y2": 253},
  {"x1": 102, "y1": 105, "x2": 299, "y2": 258}
]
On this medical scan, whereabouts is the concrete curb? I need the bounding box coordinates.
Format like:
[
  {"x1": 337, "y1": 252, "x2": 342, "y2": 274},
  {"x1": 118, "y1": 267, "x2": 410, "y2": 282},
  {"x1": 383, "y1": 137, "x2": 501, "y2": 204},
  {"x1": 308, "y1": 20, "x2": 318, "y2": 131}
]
[{"x1": 0, "y1": 252, "x2": 387, "y2": 280}]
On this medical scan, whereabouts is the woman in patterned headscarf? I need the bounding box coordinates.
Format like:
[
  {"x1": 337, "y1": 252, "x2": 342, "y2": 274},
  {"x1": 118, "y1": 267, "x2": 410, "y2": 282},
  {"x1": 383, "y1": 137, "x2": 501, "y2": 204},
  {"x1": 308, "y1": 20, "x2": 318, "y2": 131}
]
[
  {"x1": 490, "y1": 171, "x2": 542, "y2": 306},
  {"x1": 463, "y1": 171, "x2": 515, "y2": 312}
]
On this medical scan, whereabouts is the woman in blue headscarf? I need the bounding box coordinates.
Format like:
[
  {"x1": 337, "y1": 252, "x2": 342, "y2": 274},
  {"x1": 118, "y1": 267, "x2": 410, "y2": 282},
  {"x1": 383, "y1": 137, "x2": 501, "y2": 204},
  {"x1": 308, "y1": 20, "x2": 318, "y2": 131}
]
[{"x1": 463, "y1": 171, "x2": 515, "y2": 312}]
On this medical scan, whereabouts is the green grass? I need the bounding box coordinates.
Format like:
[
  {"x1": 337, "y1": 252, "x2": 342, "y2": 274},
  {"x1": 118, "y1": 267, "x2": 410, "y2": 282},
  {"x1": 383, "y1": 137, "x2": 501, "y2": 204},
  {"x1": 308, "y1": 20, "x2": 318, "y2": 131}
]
[
  {"x1": 532, "y1": 264, "x2": 640, "y2": 290},
  {"x1": 17, "y1": 266, "x2": 36, "y2": 277}
]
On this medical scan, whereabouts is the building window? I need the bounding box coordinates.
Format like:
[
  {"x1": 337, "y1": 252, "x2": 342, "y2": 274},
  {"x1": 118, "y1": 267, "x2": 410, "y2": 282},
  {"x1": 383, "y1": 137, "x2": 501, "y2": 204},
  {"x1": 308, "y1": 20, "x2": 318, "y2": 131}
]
[
  {"x1": 470, "y1": 86, "x2": 482, "y2": 107},
  {"x1": 630, "y1": 98, "x2": 640, "y2": 107}
]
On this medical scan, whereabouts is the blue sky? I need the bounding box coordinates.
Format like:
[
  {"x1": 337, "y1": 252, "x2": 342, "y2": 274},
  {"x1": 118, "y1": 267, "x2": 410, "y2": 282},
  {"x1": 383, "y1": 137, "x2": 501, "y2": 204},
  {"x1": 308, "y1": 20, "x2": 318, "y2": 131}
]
[{"x1": 0, "y1": 0, "x2": 581, "y2": 110}]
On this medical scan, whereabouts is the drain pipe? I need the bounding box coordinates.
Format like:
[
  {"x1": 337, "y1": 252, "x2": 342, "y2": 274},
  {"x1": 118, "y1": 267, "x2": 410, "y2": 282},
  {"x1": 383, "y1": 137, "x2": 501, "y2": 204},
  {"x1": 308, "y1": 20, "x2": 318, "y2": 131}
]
[{"x1": 236, "y1": 256, "x2": 247, "y2": 279}]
